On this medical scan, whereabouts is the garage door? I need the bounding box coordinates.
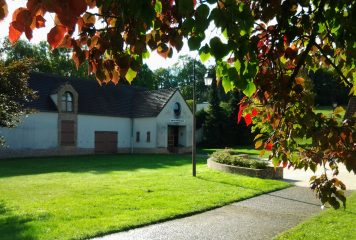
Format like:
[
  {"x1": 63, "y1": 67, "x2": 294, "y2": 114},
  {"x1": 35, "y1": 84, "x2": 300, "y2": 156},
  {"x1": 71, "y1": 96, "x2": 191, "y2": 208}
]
[{"x1": 95, "y1": 131, "x2": 118, "y2": 154}]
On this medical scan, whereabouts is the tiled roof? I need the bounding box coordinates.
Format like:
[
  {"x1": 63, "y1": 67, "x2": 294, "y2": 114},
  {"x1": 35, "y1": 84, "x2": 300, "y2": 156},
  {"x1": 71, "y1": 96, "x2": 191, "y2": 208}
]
[
  {"x1": 344, "y1": 96, "x2": 356, "y2": 120},
  {"x1": 26, "y1": 72, "x2": 177, "y2": 118}
]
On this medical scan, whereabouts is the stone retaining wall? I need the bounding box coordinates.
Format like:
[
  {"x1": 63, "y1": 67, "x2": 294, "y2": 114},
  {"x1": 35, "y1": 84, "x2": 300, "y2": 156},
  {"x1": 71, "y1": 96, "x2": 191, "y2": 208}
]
[{"x1": 207, "y1": 158, "x2": 283, "y2": 179}]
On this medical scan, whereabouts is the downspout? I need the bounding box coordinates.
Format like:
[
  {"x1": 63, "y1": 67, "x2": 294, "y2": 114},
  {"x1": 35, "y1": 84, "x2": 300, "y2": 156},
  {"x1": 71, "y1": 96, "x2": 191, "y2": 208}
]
[{"x1": 130, "y1": 118, "x2": 134, "y2": 154}]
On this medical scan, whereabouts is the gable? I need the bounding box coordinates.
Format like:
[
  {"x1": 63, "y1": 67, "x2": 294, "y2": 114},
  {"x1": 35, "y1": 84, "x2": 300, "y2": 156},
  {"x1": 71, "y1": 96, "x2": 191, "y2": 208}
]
[{"x1": 157, "y1": 90, "x2": 193, "y2": 120}]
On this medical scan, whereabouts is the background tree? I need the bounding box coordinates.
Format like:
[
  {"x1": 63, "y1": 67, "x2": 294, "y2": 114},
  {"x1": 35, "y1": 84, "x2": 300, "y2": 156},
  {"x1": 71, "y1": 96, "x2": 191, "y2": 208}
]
[
  {"x1": 0, "y1": 52, "x2": 36, "y2": 146},
  {"x1": 154, "y1": 67, "x2": 177, "y2": 89},
  {"x1": 130, "y1": 64, "x2": 157, "y2": 90},
  {"x1": 173, "y1": 55, "x2": 208, "y2": 101},
  {"x1": 0, "y1": 38, "x2": 90, "y2": 78},
  {"x1": 203, "y1": 76, "x2": 225, "y2": 146},
  {"x1": 310, "y1": 69, "x2": 350, "y2": 106}
]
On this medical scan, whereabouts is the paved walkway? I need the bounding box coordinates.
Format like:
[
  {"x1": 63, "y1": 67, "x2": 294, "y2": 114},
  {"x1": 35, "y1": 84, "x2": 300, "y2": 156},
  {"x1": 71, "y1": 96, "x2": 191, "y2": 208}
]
[
  {"x1": 92, "y1": 187, "x2": 322, "y2": 240},
  {"x1": 92, "y1": 165, "x2": 356, "y2": 240}
]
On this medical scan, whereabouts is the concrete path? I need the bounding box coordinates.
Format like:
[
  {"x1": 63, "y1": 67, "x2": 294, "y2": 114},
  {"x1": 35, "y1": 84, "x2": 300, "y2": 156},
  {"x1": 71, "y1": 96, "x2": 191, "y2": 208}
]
[
  {"x1": 283, "y1": 164, "x2": 356, "y2": 190},
  {"x1": 91, "y1": 165, "x2": 356, "y2": 240},
  {"x1": 91, "y1": 187, "x2": 323, "y2": 240}
]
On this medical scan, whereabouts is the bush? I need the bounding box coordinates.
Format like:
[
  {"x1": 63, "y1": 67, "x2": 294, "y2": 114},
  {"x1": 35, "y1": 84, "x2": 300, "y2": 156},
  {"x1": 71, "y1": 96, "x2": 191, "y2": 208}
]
[{"x1": 210, "y1": 149, "x2": 268, "y2": 169}]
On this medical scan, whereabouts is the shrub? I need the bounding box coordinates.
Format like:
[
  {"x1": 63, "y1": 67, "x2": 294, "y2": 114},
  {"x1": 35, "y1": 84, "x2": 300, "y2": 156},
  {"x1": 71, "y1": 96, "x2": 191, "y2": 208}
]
[{"x1": 210, "y1": 149, "x2": 268, "y2": 169}]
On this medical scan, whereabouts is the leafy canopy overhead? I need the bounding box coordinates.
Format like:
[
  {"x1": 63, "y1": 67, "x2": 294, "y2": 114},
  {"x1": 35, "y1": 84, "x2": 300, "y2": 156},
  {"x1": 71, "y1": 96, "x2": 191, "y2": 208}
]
[{"x1": 0, "y1": 0, "x2": 355, "y2": 208}]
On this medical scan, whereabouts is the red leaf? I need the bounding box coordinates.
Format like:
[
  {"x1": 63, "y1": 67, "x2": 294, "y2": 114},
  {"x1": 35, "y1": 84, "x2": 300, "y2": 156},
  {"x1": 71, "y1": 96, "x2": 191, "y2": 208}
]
[
  {"x1": 24, "y1": 26, "x2": 33, "y2": 40},
  {"x1": 0, "y1": 0, "x2": 8, "y2": 21},
  {"x1": 282, "y1": 161, "x2": 288, "y2": 168},
  {"x1": 244, "y1": 114, "x2": 252, "y2": 126},
  {"x1": 70, "y1": 0, "x2": 87, "y2": 16},
  {"x1": 265, "y1": 142, "x2": 273, "y2": 151},
  {"x1": 47, "y1": 25, "x2": 67, "y2": 48},
  {"x1": 9, "y1": 22, "x2": 22, "y2": 43},
  {"x1": 13, "y1": 8, "x2": 32, "y2": 29},
  {"x1": 252, "y1": 108, "x2": 258, "y2": 117},
  {"x1": 35, "y1": 15, "x2": 46, "y2": 28},
  {"x1": 237, "y1": 104, "x2": 246, "y2": 124}
]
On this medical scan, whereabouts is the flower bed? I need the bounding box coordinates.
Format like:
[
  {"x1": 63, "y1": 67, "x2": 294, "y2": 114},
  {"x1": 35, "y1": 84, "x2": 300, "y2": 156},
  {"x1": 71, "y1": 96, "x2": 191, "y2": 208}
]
[{"x1": 207, "y1": 149, "x2": 283, "y2": 179}]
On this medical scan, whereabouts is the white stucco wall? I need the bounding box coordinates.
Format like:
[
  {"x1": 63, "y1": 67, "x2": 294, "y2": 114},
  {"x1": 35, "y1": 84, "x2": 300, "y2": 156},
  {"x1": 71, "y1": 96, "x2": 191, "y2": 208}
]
[
  {"x1": 133, "y1": 117, "x2": 157, "y2": 148},
  {"x1": 77, "y1": 114, "x2": 131, "y2": 149},
  {"x1": 156, "y1": 91, "x2": 193, "y2": 148},
  {"x1": 0, "y1": 112, "x2": 58, "y2": 149}
]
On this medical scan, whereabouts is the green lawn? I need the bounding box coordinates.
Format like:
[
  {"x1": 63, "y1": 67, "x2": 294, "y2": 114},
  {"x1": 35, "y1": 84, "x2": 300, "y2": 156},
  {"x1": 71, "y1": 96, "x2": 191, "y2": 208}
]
[
  {"x1": 275, "y1": 192, "x2": 356, "y2": 240},
  {"x1": 0, "y1": 154, "x2": 289, "y2": 240},
  {"x1": 314, "y1": 106, "x2": 334, "y2": 116}
]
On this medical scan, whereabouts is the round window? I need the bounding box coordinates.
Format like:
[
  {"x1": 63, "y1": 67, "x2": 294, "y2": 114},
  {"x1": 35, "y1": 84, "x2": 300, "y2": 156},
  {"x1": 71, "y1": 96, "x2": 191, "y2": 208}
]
[{"x1": 173, "y1": 102, "x2": 181, "y2": 116}]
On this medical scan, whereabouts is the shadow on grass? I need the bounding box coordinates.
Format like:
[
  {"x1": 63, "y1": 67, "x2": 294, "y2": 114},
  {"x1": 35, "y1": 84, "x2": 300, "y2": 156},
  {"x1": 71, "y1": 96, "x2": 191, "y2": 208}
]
[
  {"x1": 0, "y1": 203, "x2": 36, "y2": 240},
  {"x1": 0, "y1": 154, "x2": 200, "y2": 178}
]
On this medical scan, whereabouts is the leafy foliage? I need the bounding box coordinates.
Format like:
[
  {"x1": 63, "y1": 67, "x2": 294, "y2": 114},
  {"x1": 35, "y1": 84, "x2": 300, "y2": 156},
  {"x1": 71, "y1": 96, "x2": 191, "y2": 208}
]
[
  {"x1": 1, "y1": 0, "x2": 356, "y2": 208},
  {"x1": 0, "y1": 38, "x2": 90, "y2": 78},
  {"x1": 0, "y1": 52, "x2": 36, "y2": 146},
  {"x1": 211, "y1": 149, "x2": 268, "y2": 169}
]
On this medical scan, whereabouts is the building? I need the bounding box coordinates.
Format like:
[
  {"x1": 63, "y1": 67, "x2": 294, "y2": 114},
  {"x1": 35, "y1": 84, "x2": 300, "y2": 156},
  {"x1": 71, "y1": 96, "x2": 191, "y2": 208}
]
[
  {"x1": 344, "y1": 96, "x2": 356, "y2": 120},
  {"x1": 0, "y1": 73, "x2": 193, "y2": 158}
]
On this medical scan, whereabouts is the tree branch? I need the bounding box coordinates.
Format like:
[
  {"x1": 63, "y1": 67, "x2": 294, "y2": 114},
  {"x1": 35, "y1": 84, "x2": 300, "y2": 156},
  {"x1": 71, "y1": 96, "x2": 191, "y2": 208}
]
[
  {"x1": 314, "y1": 43, "x2": 353, "y2": 89},
  {"x1": 289, "y1": 0, "x2": 327, "y2": 82}
]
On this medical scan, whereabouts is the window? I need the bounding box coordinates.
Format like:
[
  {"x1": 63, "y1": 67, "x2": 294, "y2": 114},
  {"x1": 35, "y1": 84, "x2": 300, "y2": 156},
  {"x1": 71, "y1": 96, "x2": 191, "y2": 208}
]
[
  {"x1": 61, "y1": 92, "x2": 73, "y2": 112},
  {"x1": 173, "y1": 102, "x2": 181, "y2": 116},
  {"x1": 146, "y1": 131, "x2": 151, "y2": 142},
  {"x1": 136, "y1": 132, "x2": 140, "y2": 142}
]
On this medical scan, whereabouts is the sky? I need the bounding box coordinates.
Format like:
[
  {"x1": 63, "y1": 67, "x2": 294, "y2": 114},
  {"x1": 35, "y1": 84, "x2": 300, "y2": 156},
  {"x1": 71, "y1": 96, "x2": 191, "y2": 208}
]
[{"x1": 0, "y1": 0, "x2": 214, "y2": 70}]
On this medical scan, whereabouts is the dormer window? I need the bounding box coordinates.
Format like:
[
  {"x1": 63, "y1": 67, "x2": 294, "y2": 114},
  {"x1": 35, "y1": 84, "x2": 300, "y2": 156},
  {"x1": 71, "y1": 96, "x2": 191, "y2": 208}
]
[{"x1": 61, "y1": 92, "x2": 73, "y2": 112}]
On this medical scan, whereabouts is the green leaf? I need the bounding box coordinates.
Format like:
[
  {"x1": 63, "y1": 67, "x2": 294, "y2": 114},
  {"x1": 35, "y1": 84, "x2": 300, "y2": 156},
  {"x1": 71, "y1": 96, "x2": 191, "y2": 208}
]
[
  {"x1": 210, "y1": 37, "x2": 228, "y2": 60},
  {"x1": 199, "y1": 45, "x2": 211, "y2": 63},
  {"x1": 333, "y1": 106, "x2": 345, "y2": 115},
  {"x1": 188, "y1": 36, "x2": 203, "y2": 51},
  {"x1": 142, "y1": 50, "x2": 150, "y2": 59},
  {"x1": 178, "y1": 0, "x2": 194, "y2": 16},
  {"x1": 240, "y1": 29, "x2": 247, "y2": 36},
  {"x1": 272, "y1": 157, "x2": 279, "y2": 167},
  {"x1": 222, "y1": 28, "x2": 228, "y2": 39},
  {"x1": 154, "y1": 0, "x2": 162, "y2": 13},
  {"x1": 236, "y1": 77, "x2": 247, "y2": 90},
  {"x1": 254, "y1": 134, "x2": 263, "y2": 141},
  {"x1": 243, "y1": 81, "x2": 256, "y2": 97},
  {"x1": 196, "y1": 4, "x2": 209, "y2": 20},
  {"x1": 125, "y1": 68, "x2": 137, "y2": 84},
  {"x1": 234, "y1": 59, "x2": 241, "y2": 73},
  {"x1": 227, "y1": 67, "x2": 238, "y2": 81},
  {"x1": 222, "y1": 76, "x2": 234, "y2": 93}
]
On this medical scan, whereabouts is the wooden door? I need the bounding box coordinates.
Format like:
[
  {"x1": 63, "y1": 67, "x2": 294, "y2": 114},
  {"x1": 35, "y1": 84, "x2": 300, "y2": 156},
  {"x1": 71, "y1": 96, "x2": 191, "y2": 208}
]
[
  {"x1": 95, "y1": 131, "x2": 118, "y2": 154},
  {"x1": 61, "y1": 120, "x2": 75, "y2": 146},
  {"x1": 167, "y1": 126, "x2": 178, "y2": 152}
]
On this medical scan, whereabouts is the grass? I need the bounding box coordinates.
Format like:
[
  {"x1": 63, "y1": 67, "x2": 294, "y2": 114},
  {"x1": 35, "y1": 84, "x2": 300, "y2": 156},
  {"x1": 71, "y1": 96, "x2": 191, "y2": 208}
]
[
  {"x1": 314, "y1": 106, "x2": 334, "y2": 116},
  {"x1": 0, "y1": 154, "x2": 289, "y2": 240},
  {"x1": 275, "y1": 192, "x2": 356, "y2": 240}
]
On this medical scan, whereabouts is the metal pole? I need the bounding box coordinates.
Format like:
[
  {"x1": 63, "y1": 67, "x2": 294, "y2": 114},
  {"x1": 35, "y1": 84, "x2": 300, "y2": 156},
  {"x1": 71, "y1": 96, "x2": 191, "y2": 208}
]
[{"x1": 192, "y1": 60, "x2": 196, "y2": 177}]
